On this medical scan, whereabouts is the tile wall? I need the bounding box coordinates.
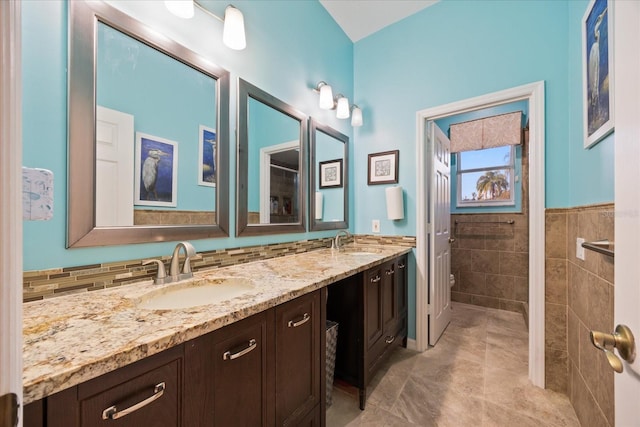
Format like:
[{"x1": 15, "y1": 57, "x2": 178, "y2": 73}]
[
  {"x1": 450, "y1": 213, "x2": 529, "y2": 315},
  {"x1": 545, "y1": 203, "x2": 614, "y2": 426}
]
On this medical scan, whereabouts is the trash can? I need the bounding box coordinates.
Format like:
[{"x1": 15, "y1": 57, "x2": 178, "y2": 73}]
[{"x1": 326, "y1": 320, "x2": 339, "y2": 407}]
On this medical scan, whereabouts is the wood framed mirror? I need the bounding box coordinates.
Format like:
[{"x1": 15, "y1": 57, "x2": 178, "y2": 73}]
[
  {"x1": 309, "y1": 119, "x2": 349, "y2": 231},
  {"x1": 67, "y1": 1, "x2": 230, "y2": 247},
  {"x1": 236, "y1": 78, "x2": 307, "y2": 236}
]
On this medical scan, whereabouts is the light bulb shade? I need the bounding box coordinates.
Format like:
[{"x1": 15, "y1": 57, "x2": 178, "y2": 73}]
[
  {"x1": 336, "y1": 96, "x2": 350, "y2": 119},
  {"x1": 164, "y1": 0, "x2": 194, "y2": 19},
  {"x1": 351, "y1": 106, "x2": 363, "y2": 127},
  {"x1": 223, "y1": 5, "x2": 246, "y2": 50},
  {"x1": 318, "y1": 84, "x2": 334, "y2": 109}
]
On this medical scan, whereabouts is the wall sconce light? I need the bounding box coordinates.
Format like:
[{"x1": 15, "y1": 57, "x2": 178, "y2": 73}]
[
  {"x1": 335, "y1": 95, "x2": 350, "y2": 119},
  {"x1": 164, "y1": 0, "x2": 194, "y2": 19},
  {"x1": 313, "y1": 81, "x2": 363, "y2": 127},
  {"x1": 351, "y1": 105, "x2": 363, "y2": 127},
  {"x1": 315, "y1": 81, "x2": 334, "y2": 110},
  {"x1": 385, "y1": 186, "x2": 404, "y2": 220},
  {"x1": 165, "y1": 1, "x2": 247, "y2": 50}
]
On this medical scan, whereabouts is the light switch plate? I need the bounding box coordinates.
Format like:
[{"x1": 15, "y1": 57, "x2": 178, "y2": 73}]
[
  {"x1": 372, "y1": 219, "x2": 380, "y2": 233},
  {"x1": 576, "y1": 237, "x2": 586, "y2": 260}
]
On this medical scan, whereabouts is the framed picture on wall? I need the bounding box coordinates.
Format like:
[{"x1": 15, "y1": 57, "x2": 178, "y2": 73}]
[
  {"x1": 582, "y1": 0, "x2": 614, "y2": 148},
  {"x1": 198, "y1": 125, "x2": 217, "y2": 187},
  {"x1": 319, "y1": 159, "x2": 343, "y2": 189},
  {"x1": 134, "y1": 132, "x2": 178, "y2": 207},
  {"x1": 368, "y1": 150, "x2": 399, "y2": 185}
]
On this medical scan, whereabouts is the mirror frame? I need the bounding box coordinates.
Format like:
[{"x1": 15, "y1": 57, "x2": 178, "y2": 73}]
[
  {"x1": 309, "y1": 119, "x2": 349, "y2": 231},
  {"x1": 67, "y1": 1, "x2": 230, "y2": 248},
  {"x1": 236, "y1": 78, "x2": 308, "y2": 236}
]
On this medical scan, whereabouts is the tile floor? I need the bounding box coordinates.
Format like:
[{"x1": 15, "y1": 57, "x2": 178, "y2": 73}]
[{"x1": 326, "y1": 302, "x2": 580, "y2": 426}]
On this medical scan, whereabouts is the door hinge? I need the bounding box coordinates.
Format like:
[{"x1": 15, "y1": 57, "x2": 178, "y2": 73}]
[
  {"x1": 426, "y1": 304, "x2": 432, "y2": 315},
  {"x1": 0, "y1": 393, "x2": 19, "y2": 427}
]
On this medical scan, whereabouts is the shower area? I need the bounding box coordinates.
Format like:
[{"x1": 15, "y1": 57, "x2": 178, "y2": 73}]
[{"x1": 437, "y1": 101, "x2": 530, "y2": 324}]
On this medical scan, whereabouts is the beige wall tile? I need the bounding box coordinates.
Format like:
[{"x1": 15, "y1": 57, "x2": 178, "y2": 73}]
[
  {"x1": 545, "y1": 348, "x2": 568, "y2": 393},
  {"x1": 459, "y1": 271, "x2": 486, "y2": 295},
  {"x1": 545, "y1": 302, "x2": 567, "y2": 350},
  {"x1": 586, "y1": 274, "x2": 613, "y2": 334},
  {"x1": 570, "y1": 360, "x2": 610, "y2": 427},
  {"x1": 568, "y1": 262, "x2": 589, "y2": 322},
  {"x1": 546, "y1": 213, "x2": 567, "y2": 259},
  {"x1": 514, "y1": 276, "x2": 529, "y2": 302},
  {"x1": 499, "y1": 252, "x2": 528, "y2": 277},
  {"x1": 472, "y1": 250, "x2": 501, "y2": 275},
  {"x1": 567, "y1": 308, "x2": 580, "y2": 366},
  {"x1": 545, "y1": 258, "x2": 567, "y2": 304},
  {"x1": 485, "y1": 275, "x2": 515, "y2": 299},
  {"x1": 471, "y1": 295, "x2": 501, "y2": 310}
]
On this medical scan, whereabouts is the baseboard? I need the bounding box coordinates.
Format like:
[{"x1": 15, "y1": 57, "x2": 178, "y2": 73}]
[{"x1": 406, "y1": 338, "x2": 417, "y2": 351}]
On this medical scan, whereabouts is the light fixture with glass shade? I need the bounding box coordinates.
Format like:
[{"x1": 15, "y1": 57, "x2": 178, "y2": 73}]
[
  {"x1": 351, "y1": 105, "x2": 363, "y2": 127},
  {"x1": 336, "y1": 95, "x2": 350, "y2": 119},
  {"x1": 314, "y1": 81, "x2": 334, "y2": 109},
  {"x1": 165, "y1": 1, "x2": 247, "y2": 50},
  {"x1": 164, "y1": 0, "x2": 194, "y2": 19}
]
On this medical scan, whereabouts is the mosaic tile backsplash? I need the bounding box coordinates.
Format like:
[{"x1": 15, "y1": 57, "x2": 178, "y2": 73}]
[{"x1": 23, "y1": 235, "x2": 415, "y2": 302}]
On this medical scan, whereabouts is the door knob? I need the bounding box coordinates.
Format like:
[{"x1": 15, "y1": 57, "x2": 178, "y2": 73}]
[
  {"x1": 448, "y1": 238, "x2": 456, "y2": 244},
  {"x1": 590, "y1": 324, "x2": 636, "y2": 373}
]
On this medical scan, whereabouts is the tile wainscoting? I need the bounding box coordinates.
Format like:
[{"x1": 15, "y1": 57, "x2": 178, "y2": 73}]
[
  {"x1": 545, "y1": 203, "x2": 614, "y2": 426},
  {"x1": 23, "y1": 235, "x2": 416, "y2": 302}
]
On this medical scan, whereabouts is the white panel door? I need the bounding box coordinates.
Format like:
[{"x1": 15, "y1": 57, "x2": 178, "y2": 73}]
[
  {"x1": 96, "y1": 106, "x2": 134, "y2": 227},
  {"x1": 428, "y1": 122, "x2": 452, "y2": 345},
  {"x1": 614, "y1": 1, "x2": 640, "y2": 423}
]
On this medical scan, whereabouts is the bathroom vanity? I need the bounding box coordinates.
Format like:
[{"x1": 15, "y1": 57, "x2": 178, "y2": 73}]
[{"x1": 22, "y1": 246, "x2": 411, "y2": 427}]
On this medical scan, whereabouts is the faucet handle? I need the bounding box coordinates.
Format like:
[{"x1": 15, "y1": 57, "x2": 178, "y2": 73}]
[
  {"x1": 181, "y1": 254, "x2": 202, "y2": 274},
  {"x1": 142, "y1": 259, "x2": 167, "y2": 279}
]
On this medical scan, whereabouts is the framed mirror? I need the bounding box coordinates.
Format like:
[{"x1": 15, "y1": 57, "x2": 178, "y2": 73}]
[
  {"x1": 237, "y1": 79, "x2": 307, "y2": 236},
  {"x1": 68, "y1": 1, "x2": 230, "y2": 247},
  {"x1": 309, "y1": 119, "x2": 349, "y2": 231}
]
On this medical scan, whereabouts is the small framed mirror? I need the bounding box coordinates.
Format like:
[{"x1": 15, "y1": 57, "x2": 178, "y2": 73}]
[
  {"x1": 68, "y1": 1, "x2": 230, "y2": 247},
  {"x1": 309, "y1": 119, "x2": 349, "y2": 231},
  {"x1": 236, "y1": 79, "x2": 307, "y2": 236}
]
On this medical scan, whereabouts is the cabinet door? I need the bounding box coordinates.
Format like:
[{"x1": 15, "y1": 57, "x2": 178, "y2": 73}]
[
  {"x1": 184, "y1": 310, "x2": 274, "y2": 427},
  {"x1": 47, "y1": 345, "x2": 184, "y2": 427},
  {"x1": 275, "y1": 291, "x2": 321, "y2": 426},
  {"x1": 364, "y1": 266, "x2": 384, "y2": 351},
  {"x1": 382, "y1": 260, "x2": 398, "y2": 334}
]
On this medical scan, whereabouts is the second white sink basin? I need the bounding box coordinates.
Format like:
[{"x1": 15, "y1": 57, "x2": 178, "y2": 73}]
[{"x1": 138, "y1": 277, "x2": 255, "y2": 310}]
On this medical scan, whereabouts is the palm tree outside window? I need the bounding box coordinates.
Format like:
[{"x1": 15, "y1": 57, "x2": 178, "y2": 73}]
[{"x1": 456, "y1": 145, "x2": 515, "y2": 207}]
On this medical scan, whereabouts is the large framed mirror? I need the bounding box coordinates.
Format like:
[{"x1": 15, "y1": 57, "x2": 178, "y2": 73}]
[
  {"x1": 236, "y1": 79, "x2": 307, "y2": 236},
  {"x1": 68, "y1": 1, "x2": 230, "y2": 247},
  {"x1": 309, "y1": 119, "x2": 349, "y2": 231}
]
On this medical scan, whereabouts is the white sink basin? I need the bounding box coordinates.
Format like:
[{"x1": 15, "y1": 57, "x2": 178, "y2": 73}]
[{"x1": 137, "y1": 277, "x2": 254, "y2": 310}]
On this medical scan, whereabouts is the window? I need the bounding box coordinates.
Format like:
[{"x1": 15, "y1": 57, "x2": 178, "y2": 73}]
[{"x1": 456, "y1": 145, "x2": 515, "y2": 207}]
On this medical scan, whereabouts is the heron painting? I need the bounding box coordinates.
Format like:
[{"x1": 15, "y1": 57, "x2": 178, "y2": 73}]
[
  {"x1": 582, "y1": 0, "x2": 614, "y2": 148},
  {"x1": 198, "y1": 125, "x2": 217, "y2": 187},
  {"x1": 134, "y1": 133, "x2": 178, "y2": 207}
]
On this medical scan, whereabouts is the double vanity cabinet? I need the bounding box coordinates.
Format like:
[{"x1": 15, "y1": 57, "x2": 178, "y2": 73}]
[{"x1": 23, "y1": 250, "x2": 410, "y2": 427}]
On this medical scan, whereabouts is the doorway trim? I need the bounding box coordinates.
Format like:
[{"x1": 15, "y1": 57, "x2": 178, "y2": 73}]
[
  {"x1": 415, "y1": 81, "x2": 546, "y2": 387},
  {"x1": 0, "y1": 0, "x2": 23, "y2": 416}
]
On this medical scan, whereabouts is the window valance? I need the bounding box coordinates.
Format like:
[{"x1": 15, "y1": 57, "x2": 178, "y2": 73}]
[{"x1": 450, "y1": 111, "x2": 522, "y2": 153}]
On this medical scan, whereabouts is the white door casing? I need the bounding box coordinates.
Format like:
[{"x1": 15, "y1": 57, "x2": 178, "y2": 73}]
[
  {"x1": 614, "y1": 0, "x2": 640, "y2": 423},
  {"x1": 428, "y1": 122, "x2": 452, "y2": 345},
  {"x1": 259, "y1": 140, "x2": 298, "y2": 223},
  {"x1": 416, "y1": 81, "x2": 546, "y2": 387},
  {"x1": 0, "y1": 0, "x2": 23, "y2": 424},
  {"x1": 96, "y1": 106, "x2": 134, "y2": 227}
]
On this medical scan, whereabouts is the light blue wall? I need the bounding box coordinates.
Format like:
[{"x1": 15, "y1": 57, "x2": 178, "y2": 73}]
[
  {"x1": 435, "y1": 101, "x2": 528, "y2": 214},
  {"x1": 22, "y1": 0, "x2": 354, "y2": 270},
  {"x1": 353, "y1": 0, "x2": 614, "y2": 338}
]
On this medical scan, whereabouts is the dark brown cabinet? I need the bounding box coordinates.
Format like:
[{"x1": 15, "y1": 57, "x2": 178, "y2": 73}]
[
  {"x1": 275, "y1": 290, "x2": 323, "y2": 426},
  {"x1": 327, "y1": 254, "x2": 408, "y2": 410},
  {"x1": 44, "y1": 345, "x2": 184, "y2": 427},
  {"x1": 184, "y1": 309, "x2": 274, "y2": 426}
]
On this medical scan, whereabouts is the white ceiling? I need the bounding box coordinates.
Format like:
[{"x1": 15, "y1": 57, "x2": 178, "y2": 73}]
[{"x1": 319, "y1": 0, "x2": 438, "y2": 42}]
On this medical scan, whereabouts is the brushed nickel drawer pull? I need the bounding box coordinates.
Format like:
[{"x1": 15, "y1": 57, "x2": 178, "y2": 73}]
[
  {"x1": 386, "y1": 269, "x2": 395, "y2": 276},
  {"x1": 288, "y1": 312, "x2": 310, "y2": 328},
  {"x1": 223, "y1": 338, "x2": 257, "y2": 361},
  {"x1": 102, "y1": 382, "x2": 165, "y2": 420},
  {"x1": 371, "y1": 275, "x2": 381, "y2": 283},
  {"x1": 398, "y1": 263, "x2": 406, "y2": 269},
  {"x1": 385, "y1": 336, "x2": 396, "y2": 344}
]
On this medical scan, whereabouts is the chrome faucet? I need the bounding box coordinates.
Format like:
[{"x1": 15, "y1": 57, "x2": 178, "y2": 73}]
[
  {"x1": 169, "y1": 241, "x2": 197, "y2": 281},
  {"x1": 333, "y1": 230, "x2": 351, "y2": 250},
  {"x1": 142, "y1": 241, "x2": 197, "y2": 285}
]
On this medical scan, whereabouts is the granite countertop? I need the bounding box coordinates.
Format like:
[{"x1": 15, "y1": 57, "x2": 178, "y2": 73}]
[{"x1": 23, "y1": 244, "x2": 411, "y2": 404}]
